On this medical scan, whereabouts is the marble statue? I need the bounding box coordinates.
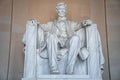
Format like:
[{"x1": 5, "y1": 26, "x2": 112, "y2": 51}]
[{"x1": 22, "y1": 2, "x2": 105, "y2": 80}]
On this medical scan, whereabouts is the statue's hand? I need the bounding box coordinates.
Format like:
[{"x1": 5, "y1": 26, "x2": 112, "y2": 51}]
[
  {"x1": 57, "y1": 53, "x2": 63, "y2": 61},
  {"x1": 82, "y1": 19, "x2": 92, "y2": 27},
  {"x1": 31, "y1": 19, "x2": 37, "y2": 23},
  {"x1": 27, "y1": 19, "x2": 38, "y2": 28},
  {"x1": 29, "y1": 19, "x2": 38, "y2": 25}
]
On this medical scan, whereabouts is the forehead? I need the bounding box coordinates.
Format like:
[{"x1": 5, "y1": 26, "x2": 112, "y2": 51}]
[{"x1": 57, "y1": 5, "x2": 66, "y2": 9}]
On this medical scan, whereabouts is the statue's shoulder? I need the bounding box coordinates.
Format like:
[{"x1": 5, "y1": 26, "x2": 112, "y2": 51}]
[
  {"x1": 40, "y1": 21, "x2": 54, "y2": 27},
  {"x1": 66, "y1": 20, "x2": 78, "y2": 26},
  {"x1": 67, "y1": 20, "x2": 76, "y2": 23},
  {"x1": 67, "y1": 20, "x2": 79, "y2": 27}
]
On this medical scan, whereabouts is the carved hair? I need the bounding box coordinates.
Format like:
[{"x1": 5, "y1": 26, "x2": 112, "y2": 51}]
[{"x1": 56, "y1": 2, "x2": 67, "y2": 10}]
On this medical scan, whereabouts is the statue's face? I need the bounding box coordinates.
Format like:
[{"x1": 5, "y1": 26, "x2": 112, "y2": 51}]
[{"x1": 56, "y1": 4, "x2": 66, "y2": 17}]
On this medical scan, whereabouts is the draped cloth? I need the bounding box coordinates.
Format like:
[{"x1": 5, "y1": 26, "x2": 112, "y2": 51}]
[
  {"x1": 22, "y1": 20, "x2": 38, "y2": 78},
  {"x1": 86, "y1": 24, "x2": 105, "y2": 79}
]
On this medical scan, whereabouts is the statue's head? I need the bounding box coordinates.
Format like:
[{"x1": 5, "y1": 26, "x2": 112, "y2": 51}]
[{"x1": 56, "y1": 2, "x2": 67, "y2": 17}]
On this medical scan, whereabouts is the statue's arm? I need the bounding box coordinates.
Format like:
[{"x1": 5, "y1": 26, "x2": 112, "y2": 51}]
[
  {"x1": 37, "y1": 24, "x2": 46, "y2": 52},
  {"x1": 70, "y1": 21, "x2": 82, "y2": 32},
  {"x1": 37, "y1": 22, "x2": 53, "y2": 52},
  {"x1": 40, "y1": 22, "x2": 53, "y2": 32}
]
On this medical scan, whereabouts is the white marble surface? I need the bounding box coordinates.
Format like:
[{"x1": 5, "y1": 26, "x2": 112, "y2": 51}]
[{"x1": 22, "y1": 2, "x2": 104, "y2": 80}]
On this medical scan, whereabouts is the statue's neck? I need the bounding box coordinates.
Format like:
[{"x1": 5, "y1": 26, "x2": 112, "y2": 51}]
[{"x1": 58, "y1": 16, "x2": 67, "y2": 21}]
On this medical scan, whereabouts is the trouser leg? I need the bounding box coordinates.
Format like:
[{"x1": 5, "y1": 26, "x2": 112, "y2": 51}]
[
  {"x1": 46, "y1": 34, "x2": 59, "y2": 74},
  {"x1": 66, "y1": 36, "x2": 80, "y2": 74}
]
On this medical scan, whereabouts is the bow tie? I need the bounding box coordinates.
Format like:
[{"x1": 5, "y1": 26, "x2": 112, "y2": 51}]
[{"x1": 58, "y1": 17, "x2": 67, "y2": 22}]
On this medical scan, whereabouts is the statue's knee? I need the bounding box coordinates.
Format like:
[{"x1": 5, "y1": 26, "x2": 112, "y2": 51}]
[
  {"x1": 47, "y1": 34, "x2": 54, "y2": 40},
  {"x1": 49, "y1": 34, "x2": 55, "y2": 38},
  {"x1": 71, "y1": 36, "x2": 79, "y2": 42},
  {"x1": 47, "y1": 34, "x2": 58, "y2": 43},
  {"x1": 70, "y1": 36, "x2": 79, "y2": 45}
]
